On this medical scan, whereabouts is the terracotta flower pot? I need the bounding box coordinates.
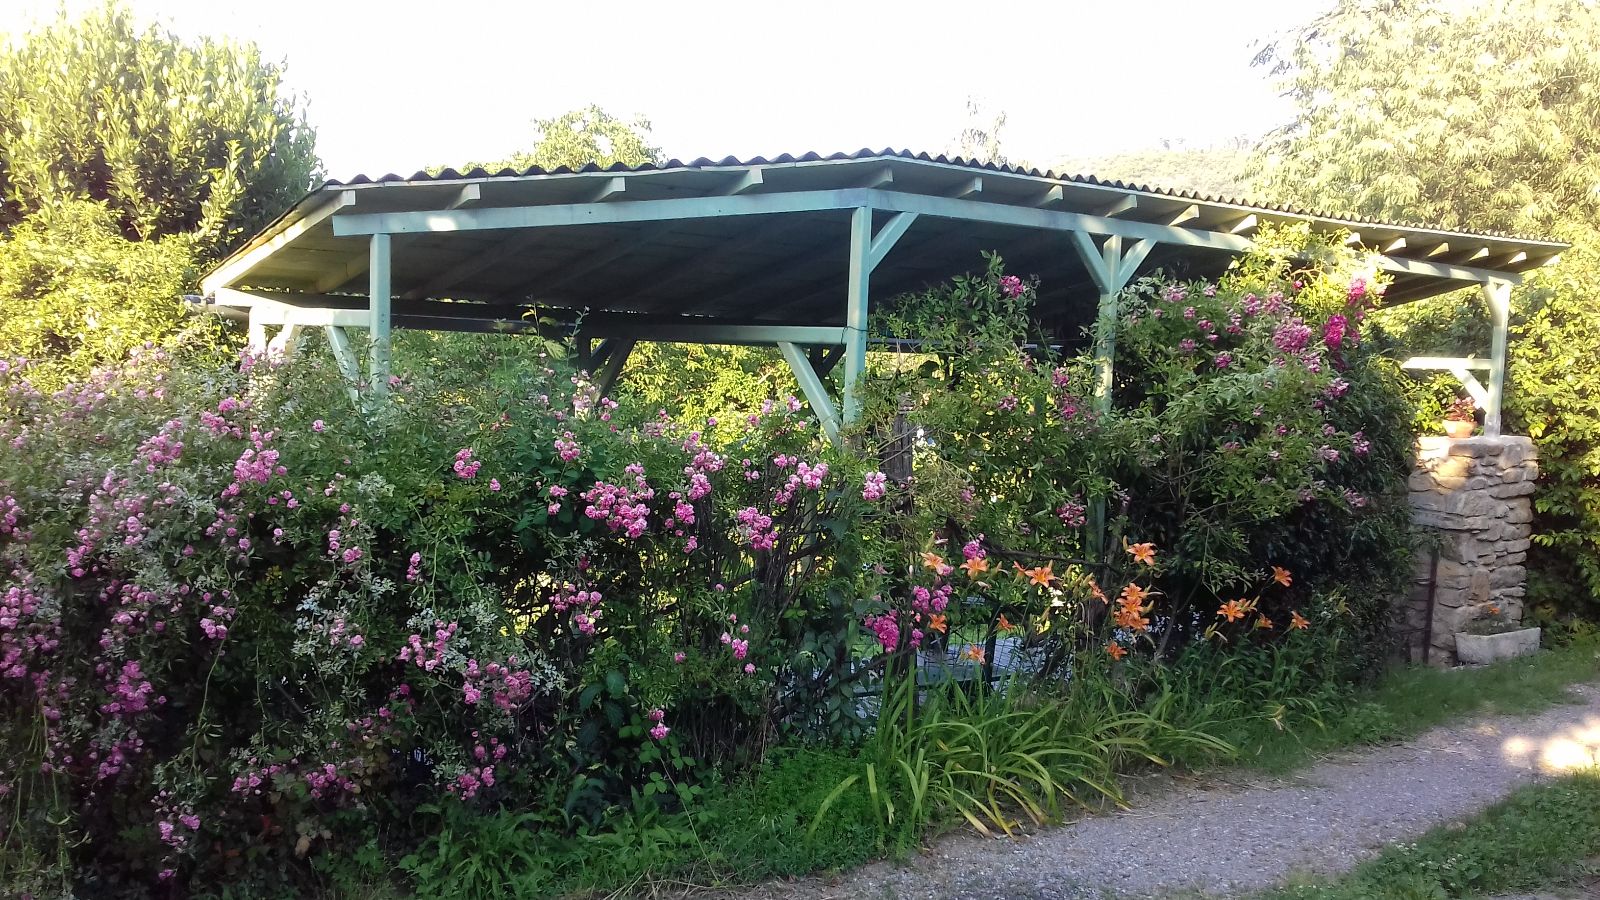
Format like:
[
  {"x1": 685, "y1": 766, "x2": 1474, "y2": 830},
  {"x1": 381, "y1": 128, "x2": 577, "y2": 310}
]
[{"x1": 1442, "y1": 419, "x2": 1474, "y2": 439}]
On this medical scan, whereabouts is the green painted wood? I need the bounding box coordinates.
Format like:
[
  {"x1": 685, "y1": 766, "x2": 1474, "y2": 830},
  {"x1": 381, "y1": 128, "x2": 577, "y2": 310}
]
[
  {"x1": 324, "y1": 325, "x2": 363, "y2": 405},
  {"x1": 595, "y1": 339, "x2": 635, "y2": 398},
  {"x1": 327, "y1": 187, "x2": 1529, "y2": 289},
  {"x1": 842, "y1": 206, "x2": 872, "y2": 426},
  {"x1": 582, "y1": 320, "x2": 847, "y2": 346},
  {"x1": 1401, "y1": 356, "x2": 1494, "y2": 371},
  {"x1": 368, "y1": 233, "x2": 392, "y2": 396},
  {"x1": 1069, "y1": 230, "x2": 1115, "y2": 293},
  {"x1": 1379, "y1": 253, "x2": 1524, "y2": 285},
  {"x1": 201, "y1": 191, "x2": 354, "y2": 294},
  {"x1": 778, "y1": 340, "x2": 842, "y2": 446},
  {"x1": 1119, "y1": 238, "x2": 1155, "y2": 281},
  {"x1": 1482, "y1": 279, "x2": 1512, "y2": 437},
  {"x1": 868, "y1": 212, "x2": 919, "y2": 270}
]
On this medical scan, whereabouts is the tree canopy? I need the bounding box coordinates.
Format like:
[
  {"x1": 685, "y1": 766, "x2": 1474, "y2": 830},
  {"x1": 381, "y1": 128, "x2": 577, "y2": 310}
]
[
  {"x1": 435, "y1": 105, "x2": 663, "y2": 174},
  {"x1": 1254, "y1": 0, "x2": 1600, "y2": 235},
  {"x1": 1258, "y1": 0, "x2": 1600, "y2": 613},
  {"x1": 0, "y1": 2, "x2": 320, "y2": 259},
  {"x1": 1056, "y1": 140, "x2": 1255, "y2": 199}
]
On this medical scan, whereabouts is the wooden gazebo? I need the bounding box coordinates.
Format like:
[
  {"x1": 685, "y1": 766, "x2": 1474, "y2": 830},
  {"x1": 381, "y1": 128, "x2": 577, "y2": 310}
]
[{"x1": 198, "y1": 150, "x2": 1565, "y2": 444}]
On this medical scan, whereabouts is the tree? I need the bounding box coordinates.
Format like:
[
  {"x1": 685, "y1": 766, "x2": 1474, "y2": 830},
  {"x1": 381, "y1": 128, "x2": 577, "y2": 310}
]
[
  {"x1": 948, "y1": 98, "x2": 1011, "y2": 166},
  {"x1": 0, "y1": 2, "x2": 320, "y2": 258},
  {"x1": 1254, "y1": 0, "x2": 1600, "y2": 235},
  {"x1": 1256, "y1": 0, "x2": 1600, "y2": 614},
  {"x1": 1056, "y1": 138, "x2": 1256, "y2": 199},
  {"x1": 0, "y1": 200, "x2": 228, "y2": 388},
  {"x1": 437, "y1": 104, "x2": 663, "y2": 173}
]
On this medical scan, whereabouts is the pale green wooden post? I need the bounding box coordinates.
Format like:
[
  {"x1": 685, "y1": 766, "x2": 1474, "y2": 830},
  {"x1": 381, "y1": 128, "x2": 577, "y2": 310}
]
[
  {"x1": 842, "y1": 207, "x2": 872, "y2": 425},
  {"x1": 368, "y1": 233, "x2": 393, "y2": 397},
  {"x1": 1092, "y1": 235, "x2": 1124, "y2": 414},
  {"x1": 1069, "y1": 232, "x2": 1154, "y2": 567},
  {"x1": 1482, "y1": 279, "x2": 1512, "y2": 437},
  {"x1": 778, "y1": 341, "x2": 843, "y2": 445}
]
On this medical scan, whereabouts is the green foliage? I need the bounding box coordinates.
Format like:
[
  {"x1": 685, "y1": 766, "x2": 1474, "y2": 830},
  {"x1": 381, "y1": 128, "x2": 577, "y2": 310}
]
[
  {"x1": 0, "y1": 337, "x2": 879, "y2": 895},
  {"x1": 1268, "y1": 772, "x2": 1600, "y2": 899},
  {"x1": 1057, "y1": 138, "x2": 1256, "y2": 199},
  {"x1": 0, "y1": 1, "x2": 320, "y2": 257},
  {"x1": 817, "y1": 673, "x2": 1234, "y2": 848},
  {"x1": 1, "y1": 246, "x2": 1421, "y2": 895},
  {"x1": 1255, "y1": 0, "x2": 1600, "y2": 235},
  {"x1": 0, "y1": 199, "x2": 229, "y2": 389},
  {"x1": 621, "y1": 343, "x2": 799, "y2": 444},
  {"x1": 1504, "y1": 229, "x2": 1600, "y2": 612},
  {"x1": 433, "y1": 104, "x2": 662, "y2": 174},
  {"x1": 1260, "y1": 0, "x2": 1600, "y2": 618}
]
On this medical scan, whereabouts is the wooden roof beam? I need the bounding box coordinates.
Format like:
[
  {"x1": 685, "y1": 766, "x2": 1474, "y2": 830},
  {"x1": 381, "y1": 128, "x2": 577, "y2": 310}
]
[
  {"x1": 446, "y1": 184, "x2": 481, "y2": 210},
  {"x1": 947, "y1": 176, "x2": 983, "y2": 199},
  {"x1": 1097, "y1": 195, "x2": 1138, "y2": 218}
]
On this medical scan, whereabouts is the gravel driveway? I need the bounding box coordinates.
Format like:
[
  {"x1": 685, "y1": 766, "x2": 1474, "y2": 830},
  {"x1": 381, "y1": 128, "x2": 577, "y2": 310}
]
[{"x1": 716, "y1": 681, "x2": 1600, "y2": 899}]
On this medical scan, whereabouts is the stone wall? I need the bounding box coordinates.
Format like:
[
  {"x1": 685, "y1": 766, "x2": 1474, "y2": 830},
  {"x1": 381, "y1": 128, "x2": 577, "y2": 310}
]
[{"x1": 1405, "y1": 435, "x2": 1538, "y2": 665}]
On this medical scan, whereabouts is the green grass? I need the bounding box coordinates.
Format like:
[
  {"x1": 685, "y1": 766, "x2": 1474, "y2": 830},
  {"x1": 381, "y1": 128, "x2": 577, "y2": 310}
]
[
  {"x1": 334, "y1": 636, "x2": 1600, "y2": 899},
  {"x1": 1264, "y1": 772, "x2": 1600, "y2": 899},
  {"x1": 1229, "y1": 635, "x2": 1600, "y2": 774}
]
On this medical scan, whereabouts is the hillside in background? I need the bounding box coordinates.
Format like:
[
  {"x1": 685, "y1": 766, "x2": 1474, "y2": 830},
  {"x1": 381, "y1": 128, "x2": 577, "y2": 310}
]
[{"x1": 1054, "y1": 140, "x2": 1259, "y2": 201}]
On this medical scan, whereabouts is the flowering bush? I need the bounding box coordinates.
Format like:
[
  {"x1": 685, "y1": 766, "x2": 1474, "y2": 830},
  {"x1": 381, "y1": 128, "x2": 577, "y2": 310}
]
[
  {"x1": 857, "y1": 230, "x2": 1414, "y2": 679},
  {"x1": 0, "y1": 231, "x2": 1417, "y2": 896},
  {"x1": 0, "y1": 342, "x2": 881, "y2": 893}
]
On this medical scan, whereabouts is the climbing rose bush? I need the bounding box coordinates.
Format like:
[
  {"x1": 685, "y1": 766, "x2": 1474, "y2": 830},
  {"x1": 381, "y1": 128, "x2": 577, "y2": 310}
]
[
  {"x1": 0, "y1": 234, "x2": 1417, "y2": 896},
  {"x1": 857, "y1": 232, "x2": 1414, "y2": 679},
  {"x1": 0, "y1": 345, "x2": 880, "y2": 892}
]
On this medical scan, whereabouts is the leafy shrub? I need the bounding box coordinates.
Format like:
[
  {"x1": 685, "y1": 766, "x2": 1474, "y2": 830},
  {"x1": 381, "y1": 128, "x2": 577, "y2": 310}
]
[
  {"x1": 0, "y1": 236, "x2": 1420, "y2": 896},
  {"x1": 0, "y1": 341, "x2": 879, "y2": 894},
  {"x1": 0, "y1": 199, "x2": 228, "y2": 392},
  {"x1": 0, "y1": 1, "x2": 319, "y2": 255}
]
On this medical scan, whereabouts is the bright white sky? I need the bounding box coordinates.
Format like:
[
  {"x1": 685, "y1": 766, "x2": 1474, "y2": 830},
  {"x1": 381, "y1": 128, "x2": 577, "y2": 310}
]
[{"x1": 11, "y1": 0, "x2": 1328, "y2": 180}]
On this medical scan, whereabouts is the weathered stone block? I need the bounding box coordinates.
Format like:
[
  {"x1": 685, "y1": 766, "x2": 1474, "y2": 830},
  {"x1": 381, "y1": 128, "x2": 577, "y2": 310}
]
[
  {"x1": 1491, "y1": 564, "x2": 1528, "y2": 588},
  {"x1": 1410, "y1": 490, "x2": 1498, "y2": 518},
  {"x1": 1491, "y1": 481, "x2": 1537, "y2": 499}
]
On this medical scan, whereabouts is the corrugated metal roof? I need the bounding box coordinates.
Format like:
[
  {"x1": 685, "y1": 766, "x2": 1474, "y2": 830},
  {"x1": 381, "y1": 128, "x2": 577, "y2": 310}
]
[
  {"x1": 325, "y1": 148, "x2": 1556, "y2": 245},
  {"x1": 199, "y1": 149, "x2": 1567, "y2": 339}
]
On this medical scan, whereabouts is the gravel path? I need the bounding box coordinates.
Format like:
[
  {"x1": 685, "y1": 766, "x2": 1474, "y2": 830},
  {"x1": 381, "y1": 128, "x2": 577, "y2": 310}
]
[{"x1": 727, "y1": 681, "x2": 1600, "y2": 899}]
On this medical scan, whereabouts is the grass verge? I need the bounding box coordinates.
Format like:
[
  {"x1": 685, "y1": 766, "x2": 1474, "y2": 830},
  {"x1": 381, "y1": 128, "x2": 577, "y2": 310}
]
[
  {"x1": 1228, "y1": 634, "x2": 1600, "y2": 774},
  {"x1": 1264, "y1": 771, "x2": 1600, "y2": 898}
]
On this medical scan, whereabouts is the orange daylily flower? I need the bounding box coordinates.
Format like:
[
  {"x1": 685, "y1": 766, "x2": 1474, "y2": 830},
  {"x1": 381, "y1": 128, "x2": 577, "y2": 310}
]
[
  {"x1": 1217, "y1": 599, "x2": 1250, "y2": 623},
  {"x1": 1272, "y1": 566, "x2": 1293, "y2": 588},
  {"x1": 1088, "y1": 579, "x2": 1109, "y2": 604},
  {"x1": 1256, "y1": 615, "x2": 1274, "y2": 630},
  {"x1": 1106, "y1": 641, "x2": 1128, "y2": 661},
  {"x1": 929, "y1": 613, "x2": 948, "y2": 634},
  {"x1": 997, "y1": 614, "x2": 1016, "y2": 632},
  {"x1": 1127, "y1": 542, "x2": 1158, "y2": 566},
  {"x1": 960, "y1": 644, "x2": 986, "y2": 663},
  {"x1": 1289, "y1": 611, "x2": 1310, "y2": 631},
  {"x1": 1022, "y1": 563, "x2": 1055, "y2": 587},
  {"x1": 1118, "y1": 583, "x2": 1150, "y2": 606},
  {"x1": 962, "y1": 556, "x2": 990, "y2": 578},
  {"x1": 1113, "y1": 603, "x2": 1151, "y2": 632},
  {"x1": 921, "y1": 551, "x2": 947, "y2": 572}
]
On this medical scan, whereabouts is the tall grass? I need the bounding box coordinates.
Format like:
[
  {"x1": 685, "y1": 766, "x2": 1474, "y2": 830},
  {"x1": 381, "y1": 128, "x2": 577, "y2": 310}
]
[{"x1": 814, "y1": 665, "x2": 1235, "y2": 845}]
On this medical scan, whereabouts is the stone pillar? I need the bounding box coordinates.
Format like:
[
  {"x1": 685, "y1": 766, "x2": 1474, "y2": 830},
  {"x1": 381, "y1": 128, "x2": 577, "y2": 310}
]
[{"x1": 1405, "y1": 436, "x2": 1537, "y2": 665}]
